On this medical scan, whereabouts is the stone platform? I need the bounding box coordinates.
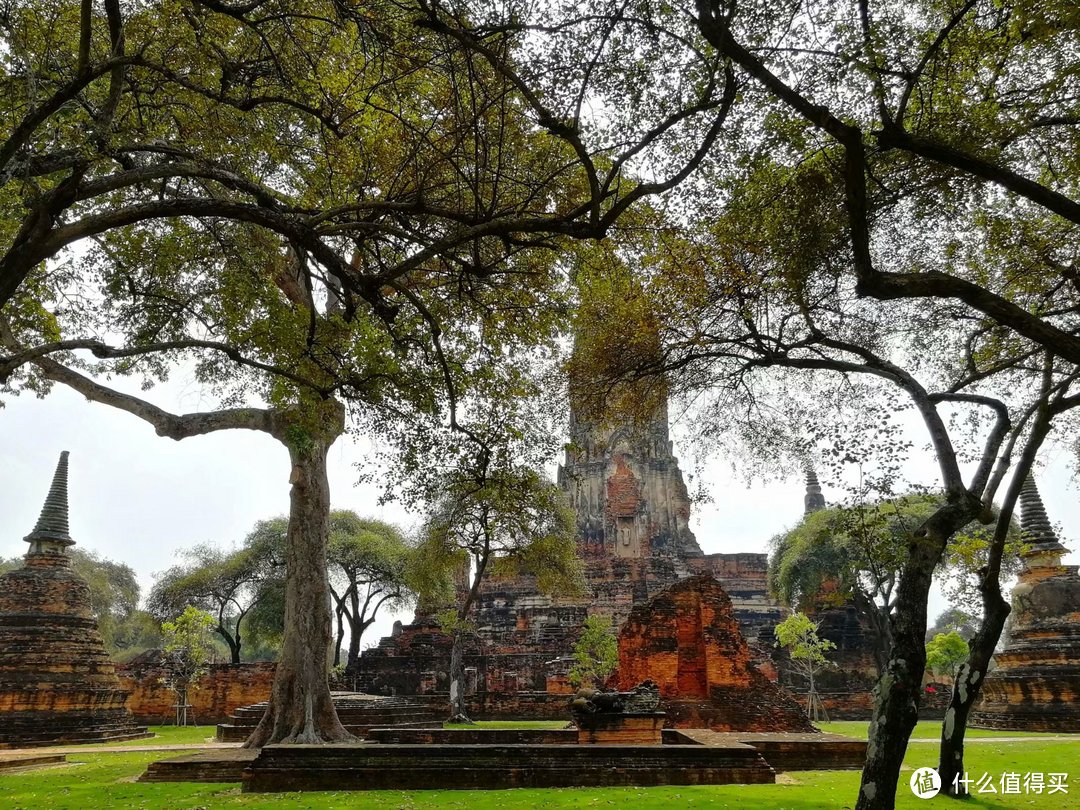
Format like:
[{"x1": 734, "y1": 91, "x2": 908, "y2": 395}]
[
  {"x1": 216, "y1": 693, "x2": 444, "y2": 741},
  {"x1": 141, "y1": 728, "x2": 867, "y2": 788},
  {"x1": 678, "y1": 730, "x2": 867, "y2": 771},
  {"x1": 140, "y1": 748, "x2": 258, "y2": 783},
  {"x1": 367, "y1": 727, "x2": 697, "y2": 745},
  {"x1": 240, "y1": 742, "x2": 775, "y2": 792},
  {"x1": 0, "y1": 752, "x2": 67, "y2": 772}
]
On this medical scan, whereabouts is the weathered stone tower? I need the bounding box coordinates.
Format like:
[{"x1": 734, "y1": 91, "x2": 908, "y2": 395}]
[
  {"x1": 559, "y1": 401, "x2": 702, "y2": 560},
  {"x1": 803, "y1": 468, "x2": 826, "y2": 515},
  {"x1": 972, "y1": 475, "x2": 1080, "y2": 731},
  {"x1": 0, "y1": 452, "x2": 147, "y2": 747},
  {"x1": 356, "y1": 391, "x2": 793, "y2": 709}
]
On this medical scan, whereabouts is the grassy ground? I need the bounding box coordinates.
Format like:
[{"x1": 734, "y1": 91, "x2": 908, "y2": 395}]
[
  {"x1": 816, "y1": 720, "x2": 1075, "y2": 740},
  {"x1": 114, "y1": 725, "x2": 220, "y2": 745},
  {"x1": 2, "y1": 731, "x2": 1077, "y2": 809}
]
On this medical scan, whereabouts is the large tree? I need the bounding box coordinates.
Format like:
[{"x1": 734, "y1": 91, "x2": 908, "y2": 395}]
[
  {"x1": 148, "y1": 543, "x2": 275, "y2": 664},
  {"x1": 769, "y1": 494, "x2": 1023, "y2": 675},
  {"x1": 328, "y1": 513, "x2": 413, "y2": 675},
  {"x1": 1, "y1": 0, "x2": 740, "y2": 747},
  {"x1": 569, "y1": 186, "x2": 1079, "y2": 809},
  {"x1": 243, "y1": 512, "x2": 413, "y2": 673},
  {"x1": 392, "y1": 3, "x2": 1076, "y2": 800}
]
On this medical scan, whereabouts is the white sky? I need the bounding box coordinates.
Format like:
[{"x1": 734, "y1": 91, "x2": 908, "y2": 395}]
[{"x1": 1, "y1": 372, "x2": 1077, "y2": 649}]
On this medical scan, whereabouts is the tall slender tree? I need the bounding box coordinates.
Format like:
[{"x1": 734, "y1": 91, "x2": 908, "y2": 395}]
[{"x1": 414, "y1": 455, "x2": 582, "y2": 723}]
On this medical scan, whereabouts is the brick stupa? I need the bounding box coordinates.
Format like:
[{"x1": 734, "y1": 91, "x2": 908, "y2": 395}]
[
  {"x1": 610, "y1": 573, "x2": 815, "y2": 731},
  {"x1": 0, "y1": 452, "x2": 148, "y2": 747},
  {"x1": 972, "y1": 476, "x2": 1080, "y2": 731}
]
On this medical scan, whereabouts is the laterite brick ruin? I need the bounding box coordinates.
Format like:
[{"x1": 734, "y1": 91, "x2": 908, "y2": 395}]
[
  {"x1": 973, "y1": 476, "x2": 1080, "y2": 731},
  {"x1": 611, "y1": 574, "x2": 814, "y2": 731},
  {"x1": 0, "y1": 452, "x2": 147, "y2": 747},
  {"x1": 356, "y1": 394, "x2": 879, "y2": 721}
]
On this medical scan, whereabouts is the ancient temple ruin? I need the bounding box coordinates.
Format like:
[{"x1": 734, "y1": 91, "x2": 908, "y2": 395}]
[
  {"x1": 972, "y1": 476, "x2": 1080, "y2": 731},
  {"x1": 784, "y1": 468, "x2": 881, "y2": 716},
  {"x1": 0, "y1": 452, "x2": 147, "y2": 747},
  {"x1": 356, "y1": 391, "x2": 797, "y2": 710},
  {"x1": 611, "y1": 574, "x2": 814, "y2": 731}
]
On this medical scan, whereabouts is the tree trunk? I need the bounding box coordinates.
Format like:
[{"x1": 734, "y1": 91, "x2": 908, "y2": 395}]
[
  {"x1": 333, "y1": 606, "x2": 345, "y2": 668},
  {"x1": 937, "y1": 591, "x2": 1009, "y2": 795},
  {"x1": 938, "y1": 417, "x2": 1049, "y2": 796},
  {"x1": 346, "y1": 586, "x2": 363, "y2": 672},
  {"x1": 855, "y1": 502, "x2": 976, "y2": 810},
  {"x1": 218, "y1": 627, "x2": 241, "y2": 664},
  {"x1": 447, "y1": 631, "x2": 472, "y2": 724},
  {"x1": 244, "y1": 422, "x2": 353, "y2": 747}
]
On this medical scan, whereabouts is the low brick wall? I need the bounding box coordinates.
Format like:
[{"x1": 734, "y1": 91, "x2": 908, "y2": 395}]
[
  {"x1": 116, "y1": 661, "x2": 275, "y2": 725},
  {"x1": 468, "y1": 691, "x2": 569, "y2": 719}
]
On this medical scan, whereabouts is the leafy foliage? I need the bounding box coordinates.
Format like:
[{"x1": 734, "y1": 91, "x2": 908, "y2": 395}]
[
  {"x1": 243, "y1": 511, "x2": 414, "y2": 670},
  {"x1": 148, "y1": 542, "x2": 276, "y2": 664},
  {"x1": 159, "y1": 606, "x2": 217, "y2": 723},
  {"x1": 568, "y1": 616, "x2": 619, "y2": 689},
  {"x1": 926, "y1": 632, "x2": 971, "y2": 682},
  {"x1": 774, "y1": 612, "x2": 836, "y2": 683},
  {"x1": 769, "y1": 493, "x2": 1023, "y2": 673},
  {"x1": 415, "y1": 465, "x2": 584, "y2": 616},
  {"x1": 926, "y1": 608, "x2": 979, "y2": 644}
]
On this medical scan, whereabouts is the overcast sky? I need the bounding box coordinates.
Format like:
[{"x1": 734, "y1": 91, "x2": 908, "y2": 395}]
[{"x1": 2, "y1": 370, "x2": 1077, "y2": 648}]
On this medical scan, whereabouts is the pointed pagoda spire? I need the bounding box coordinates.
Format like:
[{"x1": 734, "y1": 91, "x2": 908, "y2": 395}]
[
  {"x1": 1019, "y1": 474, "x2": 1067, "y2": 558},
  {"x1": 804, "y1": 467, "x2": 826, "y2": 515},
  {"x1": 24, "y1": 451, "x2": 75, "y2": 552}
]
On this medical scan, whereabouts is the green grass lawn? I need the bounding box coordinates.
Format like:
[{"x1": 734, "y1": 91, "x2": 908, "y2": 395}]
[
  {"x1": 27, "y1": 725, "x2": 220, "y2": 749},
  {"x1": 118, "y1": 725, "x2": 220, "y2": 745},
  {"x1": 817, "y1": 720, "x2": 1077, "y2": 740},
  {"x1": 2, "y1": 734, "x2": 1078, "y2": 809}
]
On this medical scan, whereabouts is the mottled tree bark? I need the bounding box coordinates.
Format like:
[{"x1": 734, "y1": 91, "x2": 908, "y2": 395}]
[
  {"x1": 244, "y1": 425, "x2": 354, "y2": 747},
  {"x1": 333, "y1": 604, "x2": 346, "y2": 668},
  {"x1": 447, "y1": 632, "x2": 471, "y2": 724},
  {"x1": 346, "y1": 585, "x2": 363, "y2": 673},
  {"x1": 855, "y1": 502, "x2": 978, "y2": 810},
  {"x1": 938, "y1": 413, "x2": 1052, "y2": 795},
  {"x1": 936, "y1": 595, "x2": 1009, "y2": 795}
]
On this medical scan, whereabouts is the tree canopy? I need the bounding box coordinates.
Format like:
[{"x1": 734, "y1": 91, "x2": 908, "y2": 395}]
[
  {"x1": 414, "y1": 460, "x2": 583, "y2": 722},
  {"x1": 926, "y1": 631, "x2": 970, "y2": 682},
  {"x1": 768, "y1": 493, "x2": 1024, "y2": 673},
  {"x1": 568, "y1": 615, "x2": 619, "y2": 689},
  {"x1": 148, "y1": 542, "x2": 277, "y2": 664}
]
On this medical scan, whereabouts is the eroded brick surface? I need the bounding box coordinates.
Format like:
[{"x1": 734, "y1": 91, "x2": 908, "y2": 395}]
[
  {"x1": 0, "y1": 551, "x2": 146, "y2": 746},
  {"x1": 352, "y1": 398, "x2": 877, "y2": 723},
  {"x1": 610, "y1": 574, "x2": 815, "y2": 732},
  {"x1": 972, "y1": 557, "x2": 1080, "y2": 731},
  {"x1": 116, "y1": 658, "x2": 277, "y2": 724}
]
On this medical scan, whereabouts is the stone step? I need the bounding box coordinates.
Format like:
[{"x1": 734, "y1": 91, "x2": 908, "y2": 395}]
[
  {"x1": 0, "y1": 728, "x2": 151, "y2": 748},
  {"x1": 241, "y1": 743, "x2": 776, "y2": 792},
  {"x1": 226, "y1": 708, "x2": 440, "y2": 725},
  {"x1": 216, "y1": 719, "x2": 441, "y2": 743},
  {"x1": 140, "y1": 749, "x2": 259, "y2": 783},
  {"x1": 0, "y1": 753, "x2": 67, "y2": 771}
]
